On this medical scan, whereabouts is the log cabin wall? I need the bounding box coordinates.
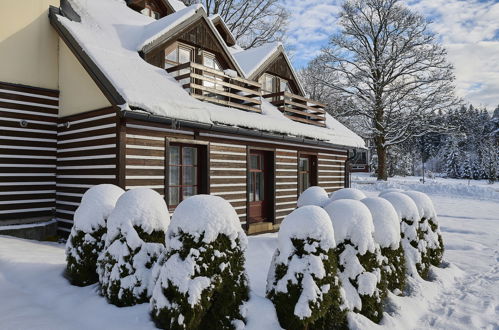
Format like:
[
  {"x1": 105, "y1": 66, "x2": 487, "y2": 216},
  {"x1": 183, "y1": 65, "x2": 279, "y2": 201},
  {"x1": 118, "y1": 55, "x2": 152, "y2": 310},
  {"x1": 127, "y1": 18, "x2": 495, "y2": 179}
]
[
  {"x1": 0, "y1": 82, "x2": 58, "y2": 223},
  {"x1": 55, "y1": 107, "x2": 119, "y2": 235},
  {"x1": 275, "y1": 148, "x2": 298, "y2": 223},
  {"x1": 209, "y1": 142, "x2": 248, "y2": 223},
  {"x1": 122, "y1": 118, "x2": 349, "y2": 234},
  {"x1": 318, "y1": 152, "x2": 348, "y2": 194}
]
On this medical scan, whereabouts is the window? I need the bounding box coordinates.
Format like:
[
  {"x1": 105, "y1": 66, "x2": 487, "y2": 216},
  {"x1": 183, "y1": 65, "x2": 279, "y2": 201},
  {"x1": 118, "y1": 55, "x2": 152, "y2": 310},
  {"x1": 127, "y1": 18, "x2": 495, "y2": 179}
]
[
  {"x1": 167, "y1": 144, "x2": 202, "y2": 208},
  {"x1": 164, "y1": 43, "x2": 194, "y2": 71},
  {"x1": 259, "y1": 73, "x2": 291, "y2": 94},
  {"x1": 202, "y1": 51, "x2": 224, "y2": 96},
  {"x1": 140, "y1": 7, "x2": 160, "y2": 19},
  {"x1": 298, "y1": 154, "x2": 317, "y2": 194}
]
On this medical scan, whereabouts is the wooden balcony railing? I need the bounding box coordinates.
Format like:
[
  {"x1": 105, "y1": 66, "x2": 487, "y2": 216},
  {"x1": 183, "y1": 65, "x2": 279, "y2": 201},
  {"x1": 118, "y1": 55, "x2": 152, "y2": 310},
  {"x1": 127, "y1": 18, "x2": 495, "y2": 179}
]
[
  {"x1": 263, "y1": 91, "x2": 326, "y2": 127},
  {"x1": 166, "y1": 62, "x2": 262, "y2": 113}
]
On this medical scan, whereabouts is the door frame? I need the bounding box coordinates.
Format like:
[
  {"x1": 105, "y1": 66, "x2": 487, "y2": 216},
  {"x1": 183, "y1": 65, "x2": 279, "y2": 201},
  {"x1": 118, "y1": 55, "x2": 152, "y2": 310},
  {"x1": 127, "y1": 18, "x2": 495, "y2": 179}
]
[{"x1": 246, "y1": 147, "x2": 275, "y2": 226}]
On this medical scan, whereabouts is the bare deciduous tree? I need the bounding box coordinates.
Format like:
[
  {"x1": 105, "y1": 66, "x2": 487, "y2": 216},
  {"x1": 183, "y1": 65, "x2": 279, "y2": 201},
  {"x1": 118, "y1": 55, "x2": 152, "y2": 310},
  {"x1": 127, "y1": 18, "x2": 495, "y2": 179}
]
[
  {"x1": 306, "y1": 0, "x2": 458, "y2": 180},
  {"x1": 182, "y1": 0, "x2": 288, "y2": 49}
]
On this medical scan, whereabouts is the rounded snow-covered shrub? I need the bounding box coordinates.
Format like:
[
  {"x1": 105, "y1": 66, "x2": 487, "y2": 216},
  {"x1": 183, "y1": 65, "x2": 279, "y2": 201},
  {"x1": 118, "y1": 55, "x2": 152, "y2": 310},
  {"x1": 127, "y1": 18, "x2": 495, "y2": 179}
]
[
  {"x1": 97, "y1": 188, "x2": 170, "y2": 306},
  {"x1": 297, "y1": 186, "x2": 329, "y2": 208},
  {"x1": 324, "y1": 199, "x2": 387, "y2": 323},
  {"x1": 329, "y1": 188, "x2": 366, "y2": 202},
  {"x1": 403, "y1": 191, "x2": 444, "y2": 267},
  {"x1": 381, "y1": 192, "x2": 430, "y2": 279},
  {"x1": 378, "y1": 188, "x2": 404, "y2": 197},
  {"x1": 150, "y1": 195, "x2": 249, "y2": 330},
  {"x1": 361, "y1": 197, "x2": 406, "y2": 293},
  {"x1": 65, "y1": 184, "x2": 124, "y2": 286},
  {"x1": 266, "y1": 206, "x2": 347, "y2": 329}
]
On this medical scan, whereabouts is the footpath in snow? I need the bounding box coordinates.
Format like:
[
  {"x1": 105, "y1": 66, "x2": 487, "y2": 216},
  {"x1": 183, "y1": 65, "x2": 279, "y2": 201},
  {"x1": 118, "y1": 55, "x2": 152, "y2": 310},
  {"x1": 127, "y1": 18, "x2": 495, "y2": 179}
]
[{"x1": 0, "y1": 177, "x2": 498, "y2": 329}]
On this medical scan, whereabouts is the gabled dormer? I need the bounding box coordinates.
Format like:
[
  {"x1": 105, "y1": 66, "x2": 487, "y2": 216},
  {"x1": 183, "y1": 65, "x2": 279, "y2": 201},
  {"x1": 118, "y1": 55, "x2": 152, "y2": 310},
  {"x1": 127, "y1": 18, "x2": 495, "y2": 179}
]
[
  {"x1": 234, "y1": 44, "x2": 326, "y2": 127},
  {"x1": 126, "y1": 0, "x2": 172, "y2": 19},
  {"x1": 139, "y1": 7, "x2": 262, "y2": 113}
]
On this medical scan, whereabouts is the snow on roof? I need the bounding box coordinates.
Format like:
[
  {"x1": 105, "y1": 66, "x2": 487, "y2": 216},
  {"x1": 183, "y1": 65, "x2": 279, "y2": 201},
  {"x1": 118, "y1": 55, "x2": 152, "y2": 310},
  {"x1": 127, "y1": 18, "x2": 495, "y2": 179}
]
[
  {"x1": 231, "y1": 42, "x2": 281, "y2": 78},
  {"x1": 139, "y1": 4, "x2": 203, "y2": 51},
  {"x1": 57, "y1": 0, "x2": 365, "y2": 148}
]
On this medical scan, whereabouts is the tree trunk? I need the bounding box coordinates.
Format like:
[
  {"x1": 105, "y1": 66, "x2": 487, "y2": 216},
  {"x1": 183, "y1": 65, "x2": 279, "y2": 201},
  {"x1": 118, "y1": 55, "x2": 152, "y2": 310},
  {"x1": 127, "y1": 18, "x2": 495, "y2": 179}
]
[{"x1": 375, "y1": 141, "x2": 388, "y2": 180}]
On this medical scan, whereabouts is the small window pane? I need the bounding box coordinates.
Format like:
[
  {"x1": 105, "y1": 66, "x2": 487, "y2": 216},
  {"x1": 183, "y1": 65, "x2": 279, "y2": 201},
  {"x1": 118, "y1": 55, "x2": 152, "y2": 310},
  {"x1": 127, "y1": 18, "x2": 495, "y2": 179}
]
[
  {"x1": 302, "y1": 173, "x2": 310, "y2": 191},
  {"x1": 183, "y1": 186, "x2": 196, "y2": 199},
  {"x1": 165, "y1": 48, "x2": 177, "y2": 63},
  {"x1": 255, "y1": 172, "x2": 264, "y2": 201},
  {"x1": 250, "y1": 155, "x2": 260, "y2": 169},
  {"x1": 203, "y1": 55, "x2": 215, "y2": 68},
  {"x1": 183, "y1": 166, "x2": 197, "y2": 186},
  {"x1": 179, "y1": 47, "x2": 192, "y2": 64},
  {"x1": 248, "y1": 174, "x2": 254, "y2": 202},
  {"x1": 169, "y1": 166, "x2": 180, "y2": 185},
  {"x1": 168, "y1": 187, "x2": 180, "y2": 206},
  {"x1": 183, "y1": 147, "x2": 197, "y2": 165},
  {"x1": 299, "y1": 158, "x2": 309, "y2": 171},
  {"x1": 169, "y1": 146, "x2": 180, "y2": 165}
]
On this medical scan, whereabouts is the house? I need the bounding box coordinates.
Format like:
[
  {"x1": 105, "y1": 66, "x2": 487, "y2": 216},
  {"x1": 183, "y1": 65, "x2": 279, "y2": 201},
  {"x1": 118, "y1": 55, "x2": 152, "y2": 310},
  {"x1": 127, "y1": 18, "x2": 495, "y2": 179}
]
[{"x1": 0, "y1": 0, "x2": 364, "y2": 238}]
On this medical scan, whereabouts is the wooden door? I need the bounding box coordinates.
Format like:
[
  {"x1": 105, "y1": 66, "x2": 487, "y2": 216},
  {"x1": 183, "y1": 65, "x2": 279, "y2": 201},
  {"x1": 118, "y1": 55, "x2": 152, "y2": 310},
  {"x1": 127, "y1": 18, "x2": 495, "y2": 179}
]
[{"x1": 248, "y1": 150, "x2": 272, "y2": 222}]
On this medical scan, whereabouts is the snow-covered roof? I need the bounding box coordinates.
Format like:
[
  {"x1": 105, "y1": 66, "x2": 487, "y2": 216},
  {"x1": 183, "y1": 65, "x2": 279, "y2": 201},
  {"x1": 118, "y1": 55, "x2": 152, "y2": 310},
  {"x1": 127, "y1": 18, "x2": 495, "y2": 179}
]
[
  {"x1": 53, "y1": 0, "x2": 365, "y2": 148},
  {"x1": 231, "y1": 43, "x2": 305, "y2": 95}
]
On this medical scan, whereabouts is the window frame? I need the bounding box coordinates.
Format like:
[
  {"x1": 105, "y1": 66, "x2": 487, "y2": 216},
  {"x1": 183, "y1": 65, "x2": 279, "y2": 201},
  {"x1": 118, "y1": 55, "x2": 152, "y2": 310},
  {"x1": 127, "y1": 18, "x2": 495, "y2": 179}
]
[
  {"x1": 297, "y1": 152, "x2": 318, "y2": 195},
  {"x1": 165, "y1": 140, "x2": 208, "y2": 210}
]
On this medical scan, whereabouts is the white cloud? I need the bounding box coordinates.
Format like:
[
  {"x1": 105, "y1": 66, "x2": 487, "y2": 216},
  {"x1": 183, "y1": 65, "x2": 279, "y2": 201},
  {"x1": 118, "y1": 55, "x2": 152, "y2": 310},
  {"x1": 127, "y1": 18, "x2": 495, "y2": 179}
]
[{"x1": 284, "y1": 0, "x2": 499, "y2": 108}]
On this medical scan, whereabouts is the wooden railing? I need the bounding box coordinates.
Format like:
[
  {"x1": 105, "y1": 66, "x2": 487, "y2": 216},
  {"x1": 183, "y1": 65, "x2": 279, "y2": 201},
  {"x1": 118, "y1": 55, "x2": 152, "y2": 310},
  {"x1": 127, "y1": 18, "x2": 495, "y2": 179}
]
[
  {"x1": 262, "y1": 91, "x2": 326, "y2": 127},
  {"x1": 166, "y1": 62, "x2": 262, "y2": 113}
]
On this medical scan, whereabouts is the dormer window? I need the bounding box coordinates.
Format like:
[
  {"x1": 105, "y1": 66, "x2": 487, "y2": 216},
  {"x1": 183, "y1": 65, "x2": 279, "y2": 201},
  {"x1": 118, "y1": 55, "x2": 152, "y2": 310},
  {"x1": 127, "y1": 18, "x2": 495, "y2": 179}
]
[
  {"x1": 259, "y1": 73, "x2": 290, "y2": 94},
  {"x1": 141, "y1": 7, "x2": 161, "y2": 19}
]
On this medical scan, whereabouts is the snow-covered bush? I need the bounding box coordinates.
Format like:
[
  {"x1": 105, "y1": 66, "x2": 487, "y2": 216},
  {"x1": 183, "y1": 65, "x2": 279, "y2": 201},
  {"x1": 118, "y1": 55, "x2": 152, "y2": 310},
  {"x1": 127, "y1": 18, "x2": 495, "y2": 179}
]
[
  {"x1": 324, "y1": 199, "x2": 387, "y2": 323},
  {"x1": 266, "y1": 206, "x2": 347, "y2": 329},
  {"x1": 403, "y1": 191, "x2": 444, "y2": 267},
  {"x1": 329, "y1": 187, "x2": 366, "y2": 202},
  {"x1": 361, "y1": 197, "x2": 406, "y2": 293},
  {"x1": 150, "y1": 195, "x2": 249, "y2": 329},
  {"x1": 381, "y1": 192, "x2": 430, "y2": 279},
  {"x1": 378, "y1": 188, "x2": 403, "y2": 196},
  {"x1": 97, "y1": 188, "x2": 170, "y2": 306},
  {"x1": 297, "y1": 186, "x2": 329, "y2": 208},
  {"x1": 65, "y1": 184, "x2": 124, "y2": 286}
]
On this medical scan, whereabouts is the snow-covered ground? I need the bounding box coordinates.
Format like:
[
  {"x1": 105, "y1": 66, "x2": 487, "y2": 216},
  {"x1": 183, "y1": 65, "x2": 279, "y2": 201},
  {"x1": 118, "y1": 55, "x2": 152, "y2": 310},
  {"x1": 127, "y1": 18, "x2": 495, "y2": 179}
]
[{"x1": 0, "y1": 176, "x2": 498, "y2": 329}]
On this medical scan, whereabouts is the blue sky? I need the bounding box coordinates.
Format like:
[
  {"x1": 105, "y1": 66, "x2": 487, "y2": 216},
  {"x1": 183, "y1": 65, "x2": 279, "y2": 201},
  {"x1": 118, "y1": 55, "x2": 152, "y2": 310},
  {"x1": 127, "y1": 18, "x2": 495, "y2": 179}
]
[{"x1": 283, "y1": 0, "x2": 499, "y2": 109}]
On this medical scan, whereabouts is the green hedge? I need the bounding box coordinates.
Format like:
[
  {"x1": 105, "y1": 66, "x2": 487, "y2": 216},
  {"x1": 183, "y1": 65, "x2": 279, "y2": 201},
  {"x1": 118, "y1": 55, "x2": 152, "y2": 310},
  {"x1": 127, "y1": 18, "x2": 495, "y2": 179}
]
[
  {"x1": 65, "y1": 226, "x2": 106, "y2": 286},
  {"x1": 267, "y1": 237, "x2": 347, "y2": 330},
  {"x1": 150, "y1": 231, "x2": 249, "y2": 329}
]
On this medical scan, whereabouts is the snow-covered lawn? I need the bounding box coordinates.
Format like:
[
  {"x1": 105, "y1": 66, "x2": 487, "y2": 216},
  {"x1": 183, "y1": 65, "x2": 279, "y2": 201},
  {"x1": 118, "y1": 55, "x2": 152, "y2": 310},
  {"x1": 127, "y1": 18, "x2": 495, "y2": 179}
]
[{"x1": 0, "y1": 177, "x2": 498, "y2": 329}]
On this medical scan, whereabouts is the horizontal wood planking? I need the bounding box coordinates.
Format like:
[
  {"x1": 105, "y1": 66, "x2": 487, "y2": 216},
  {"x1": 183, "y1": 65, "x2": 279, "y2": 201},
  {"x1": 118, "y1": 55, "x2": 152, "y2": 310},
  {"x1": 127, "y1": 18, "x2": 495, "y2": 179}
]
[
  {"x1": 274, "y1": 149, "x2": 298, "y2": 222},
  {"x1": 0, "y1": 83, "x2": 58, "y2": 222},
  {"x1": 56, "y1": 108, "x2": 118, "y2": 234},
  {"x1": 318, "y1": 152, "x2": 346, "y2": 194},
  {"x1": 209, "y1": 142, "x2": 247, "y2": 220}
]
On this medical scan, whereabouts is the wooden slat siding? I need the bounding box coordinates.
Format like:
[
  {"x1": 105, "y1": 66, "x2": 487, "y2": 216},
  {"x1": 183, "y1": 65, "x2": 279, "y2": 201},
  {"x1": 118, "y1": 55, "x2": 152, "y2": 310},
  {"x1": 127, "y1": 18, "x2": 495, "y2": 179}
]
[
  {"x1": 56, "y1": 107, "x2": 119, "y2": 234},
  {"x1": 318, "y1": 152, "x2": 347, "y2": 194},
  {"x1": 0, "y1": 83, "x2": 58, "y2": 222},
  {"x1": 209, "y1": 142, "x2": 247, "y2": 222},
  {"x1": 275, "y1": 148, "x2": 298, "y2": 223}
]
